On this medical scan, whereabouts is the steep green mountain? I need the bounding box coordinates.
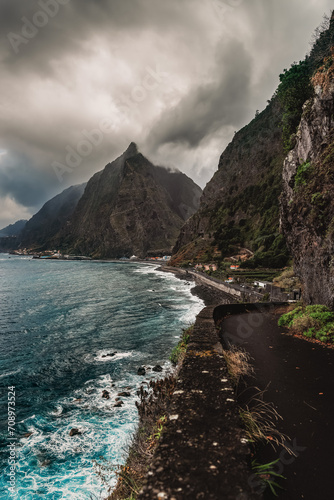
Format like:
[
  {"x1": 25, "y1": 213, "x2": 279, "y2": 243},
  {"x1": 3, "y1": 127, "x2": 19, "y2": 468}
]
[
  {"x1": 53, "y1": 143, "x2": 201, "y2": 258},
  {"x1": 171, "y1": 98, "x2": 288, "y2": 267},
  {"x1": 0, "y1": 219, "x2": 27, "y2": 237},
  {"x1": 171, "y1": 12, "x2": 334, "y2": 270},
  {"x1": 20, "y1": 183, "x2": 86, "y2": 249}
]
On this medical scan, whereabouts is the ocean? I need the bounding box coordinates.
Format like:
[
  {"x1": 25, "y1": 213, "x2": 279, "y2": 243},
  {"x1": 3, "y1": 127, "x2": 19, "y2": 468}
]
[{"x1": 0, "y1": 255, "x2": 203, "y2": 499}]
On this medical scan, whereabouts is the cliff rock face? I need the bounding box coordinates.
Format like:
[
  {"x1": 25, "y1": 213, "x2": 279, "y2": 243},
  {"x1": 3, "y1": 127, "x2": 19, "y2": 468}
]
[
  {"x1": 280, "y1": 60, "x2": 334, "y2": 308},
  {"x1": 172, "y1": 100, "x2": 288, "y2": 267},
  {"x1": 172, "y1": 13, "x2": 334, "y2": 271},
  {"x1": 54, "y1": 143, "x2": 201, "y2": 258},
  {"x1": 21, "y1": 183, "x2": 86, "y2": 249}
]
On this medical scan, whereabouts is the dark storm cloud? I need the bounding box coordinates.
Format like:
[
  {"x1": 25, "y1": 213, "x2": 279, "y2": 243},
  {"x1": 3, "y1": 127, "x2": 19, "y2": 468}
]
[
  {"x1": 149, "y1": 39, "x2": 253, "y2": 147},
  {"x1": 0, "y1": 0, "x2": 333, "y2": 226},
  {"x1": 0, "y1": 152, "x2": 55, "y2": 208},
  {"x1": 1, "y1": 0, "x2": 200, "y2": 71}
]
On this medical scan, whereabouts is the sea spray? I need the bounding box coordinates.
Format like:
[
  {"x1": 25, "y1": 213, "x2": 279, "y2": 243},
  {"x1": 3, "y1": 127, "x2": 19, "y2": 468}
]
[{"x1": 0, "y1": 257, "x2": 203, "y2": 499}]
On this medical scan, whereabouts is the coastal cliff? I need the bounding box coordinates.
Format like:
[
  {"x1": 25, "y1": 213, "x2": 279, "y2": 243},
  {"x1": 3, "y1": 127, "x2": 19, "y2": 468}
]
[
  {"x1": 172, "y1": 13, "x2": 334, "y2": 308},
  {"x1": 280, "y1": 46, "x2": 334, "y2": 308}
]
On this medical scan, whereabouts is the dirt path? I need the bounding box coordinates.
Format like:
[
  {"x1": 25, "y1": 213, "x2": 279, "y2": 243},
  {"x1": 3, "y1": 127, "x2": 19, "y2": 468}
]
[{"x1": 221, "y1": 308, "x2": 334, "y2": 500}]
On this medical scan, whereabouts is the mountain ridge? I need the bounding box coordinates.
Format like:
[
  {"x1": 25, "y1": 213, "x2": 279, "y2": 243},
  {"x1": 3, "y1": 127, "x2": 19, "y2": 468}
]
[
  {"x1": 0, "y1": 219, "x2": 27, "y2": 238},
  {"x1": 171, "y1": 12, "x2": 334, "y2": 277},
  {"x1": 20, "y1": 183, "x2": 87, "y2": 250},
  {"x1": 51, "y1": 143, "x2": 201, "y2": 258}
]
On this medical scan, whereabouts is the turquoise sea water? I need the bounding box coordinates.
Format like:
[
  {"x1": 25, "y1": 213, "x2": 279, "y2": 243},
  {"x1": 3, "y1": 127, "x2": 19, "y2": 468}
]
[{"x1": 0, "y1": 255, "x2": 203, "y2": 499}]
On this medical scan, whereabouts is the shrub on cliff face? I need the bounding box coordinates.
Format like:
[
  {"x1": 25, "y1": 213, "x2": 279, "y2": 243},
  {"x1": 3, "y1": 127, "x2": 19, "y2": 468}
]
[
  {"x1": 276, "y1": 60, "x2": 313, "y2": 151},
  {"x1": 170, "y1": 325, "x2": 193, "y2": 365},
  {"x1": 240, "y1": 248, "x2": 289, "y2": 269},
  {"x1": 273, "y1": 267, "x2": 301, "y2": 290},
  {"x1": 294, "y1": 161, "x2": 314, "y2": 188},
  {"x1": 311, "y1": 47, "x2": 334, "y2": 93},
  {"x1": 278, "y1": 306, "x2": 304, "y2": 327},
  {"x1": 278, "y1": 305, "x2": 334, "y2": 343}
]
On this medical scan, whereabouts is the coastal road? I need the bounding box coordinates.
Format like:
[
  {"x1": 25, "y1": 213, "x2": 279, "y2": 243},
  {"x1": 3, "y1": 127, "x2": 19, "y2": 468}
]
[{"x1": 221, "y1": 308, "x2": 334, "y2": 500}]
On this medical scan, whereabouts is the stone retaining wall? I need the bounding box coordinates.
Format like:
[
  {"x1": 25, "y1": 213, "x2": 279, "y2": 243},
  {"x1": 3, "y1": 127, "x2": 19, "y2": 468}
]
[{"x1": 138, "y1": 305, "x2": 260, "y2": 500}]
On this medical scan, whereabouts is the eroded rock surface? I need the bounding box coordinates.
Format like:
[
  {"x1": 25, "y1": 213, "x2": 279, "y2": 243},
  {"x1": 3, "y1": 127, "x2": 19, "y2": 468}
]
[{"x1": 280, "y1": 69, "x2": 334, "y2": 308}]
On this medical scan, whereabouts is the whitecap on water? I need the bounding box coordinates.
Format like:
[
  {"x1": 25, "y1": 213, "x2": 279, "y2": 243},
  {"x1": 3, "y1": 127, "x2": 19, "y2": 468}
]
[
  {"x1": 50, "y1": 405, "x2": 63, "y2": 417},
  {"x1": 0, "y1": 367, "x2": 21, "y2": 380},
  {"x1": 0, "y1": 260, "x2": 204, "y2": 498},
  {"x1": 94, "y1": 351, "x2": 134, "y2": 363},
  {"x1": 13, "y1": 372, "x2": 141, "y2": 499},
  {"x1": 133, "y1": 265, "x2": 159, "y2": 275}
]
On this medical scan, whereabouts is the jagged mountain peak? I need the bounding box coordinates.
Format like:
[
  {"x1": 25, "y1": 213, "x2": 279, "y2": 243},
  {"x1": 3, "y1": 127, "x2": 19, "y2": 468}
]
[
  {"x1": 120, "y1": 142, "x2": 139, "y2": 163},
  {"x1": 125, "y1": 142, "x2": 139, "y2": 156},
  {"x1": 52, "y1": 147, "x2": 202, "y2": 258},
  {"x1": 103, "y1": 142, "x2": 140, "y2": 176}
]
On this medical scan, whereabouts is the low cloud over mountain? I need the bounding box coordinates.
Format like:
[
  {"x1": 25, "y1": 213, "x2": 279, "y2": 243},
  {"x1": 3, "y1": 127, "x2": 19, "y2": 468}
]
[{"x1": 0, "y1": 0, "x2": 332, "y2": 226}]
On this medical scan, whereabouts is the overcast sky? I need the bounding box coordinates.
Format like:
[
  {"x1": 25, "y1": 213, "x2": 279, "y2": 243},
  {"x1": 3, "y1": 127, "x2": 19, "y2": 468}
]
[{"x1": 0, "y1": 0, "x2": 332, "y2": 228}]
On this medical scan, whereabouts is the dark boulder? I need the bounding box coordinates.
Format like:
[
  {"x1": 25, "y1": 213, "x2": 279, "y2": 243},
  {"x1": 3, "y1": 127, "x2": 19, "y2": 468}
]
[
  {"x1": 117, "y1": 391, "x2": 131, "y2": 397},
  {"x1": 22, "y1": 432, "x2": 33, "y2": 439},
  {"x1": 102, "y1": 390, "x2": 110, "y2": 399},
  {"x1": 137, "y1": 366, "x2": 146, "y2": 376},
  {"x1": 153, "y1": 365, "x2": 163, "y2": 372},
  {"x1": 69, "y1": 428, "x2": 82, "y2": 437},
  {"x1": 40, "y1": 459, "x2": 51, "y2": 467}
]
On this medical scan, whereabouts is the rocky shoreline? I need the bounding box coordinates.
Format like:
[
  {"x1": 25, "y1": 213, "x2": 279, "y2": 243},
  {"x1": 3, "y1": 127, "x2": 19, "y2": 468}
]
[{"x1": 106, "y1": 267, "x2": 246, "y2": 499}]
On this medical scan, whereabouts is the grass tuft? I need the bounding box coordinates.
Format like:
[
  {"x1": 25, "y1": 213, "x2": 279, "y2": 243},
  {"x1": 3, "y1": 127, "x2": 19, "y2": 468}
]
[
  {"x1": 169, "y1": 325, "x2": 193, "y2": 365},
  {"x1": 240, "y1": 387, "x2": 292, "y2": 455},
  {"x1": 251, "y1": 459, "x2": 285, "y2": 497},
  {"x1": 222, "y1": 345, "x2": 254, "y2": 386}
]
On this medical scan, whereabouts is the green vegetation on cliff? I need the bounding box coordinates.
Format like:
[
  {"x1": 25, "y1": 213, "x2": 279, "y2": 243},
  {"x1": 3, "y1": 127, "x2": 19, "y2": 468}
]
[
  {"x1": 279, "y1": 304, "x2": 334, "y2": 344},
  {"x1": 276, "y1": 60, "x2": 313, "y2": 151},
  {"x1": 169, "y1": 325, "x2": 193, "y2": 365},
  {"x1": 172, "y1": 95, "x2": 288, "y2": 268},
  {"x1": 172, "y1": 13, "x2": 334, "y2": 273}
]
